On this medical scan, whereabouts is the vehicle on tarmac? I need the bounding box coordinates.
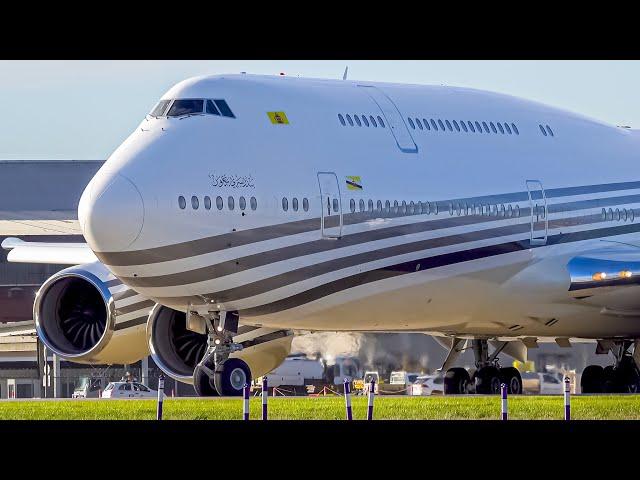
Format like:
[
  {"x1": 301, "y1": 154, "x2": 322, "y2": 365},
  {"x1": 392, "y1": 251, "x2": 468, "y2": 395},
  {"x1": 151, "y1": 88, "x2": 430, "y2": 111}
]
[
  {"x1": 410, "y1": 374, "x2": 445, "y2": 396},
  {"x1": 101, "y1": 382, "x2": 157, "y2": 399},
  {"x1": 72, "y1": 377, "x2": 105, "y2": 398},
  {"x1": 521, "y1": 372, "x2": 564, "y2": 395},
  {"x1": 355, "y1": 371, "x2": 381, "y2": 395},
  {"x1": 385, "y1": 371, "x2": 421, "y2": 394}
]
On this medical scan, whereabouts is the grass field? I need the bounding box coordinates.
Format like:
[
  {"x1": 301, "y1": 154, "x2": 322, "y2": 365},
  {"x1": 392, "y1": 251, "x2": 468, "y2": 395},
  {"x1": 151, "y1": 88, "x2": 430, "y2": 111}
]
[{"x1": 0, "y1": 395, "x2": 638, "y2": 420}]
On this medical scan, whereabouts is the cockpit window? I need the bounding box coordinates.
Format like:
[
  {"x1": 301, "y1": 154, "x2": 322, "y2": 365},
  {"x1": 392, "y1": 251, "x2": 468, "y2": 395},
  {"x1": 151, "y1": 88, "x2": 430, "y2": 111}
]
[
  {"x1": 213, "y1": 99, "x2": 235, "y2": 118},
  {"x1": 150, "y1": 100, "x2": 171, "y2": 117},
  {"x1": 167, "y1": 99, "x2": 204, "y2": 117},
  {"x1": 206, "y1": 100, "x2": 220, "y2": 116}
]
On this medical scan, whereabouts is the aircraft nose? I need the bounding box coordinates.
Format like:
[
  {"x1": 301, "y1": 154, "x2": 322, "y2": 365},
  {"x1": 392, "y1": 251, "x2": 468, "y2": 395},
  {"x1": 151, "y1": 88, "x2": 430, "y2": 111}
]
[{"x1": 78, "y1": 172, "x2": 144, "y2": 252}]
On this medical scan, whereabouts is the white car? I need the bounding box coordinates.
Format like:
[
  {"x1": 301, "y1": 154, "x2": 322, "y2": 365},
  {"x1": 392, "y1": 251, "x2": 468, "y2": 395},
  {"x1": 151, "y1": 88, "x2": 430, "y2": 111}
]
[
  {"x1": 410, "y1": 374, "x2": 445, "y2": 396},
  {"x1": 101, "y1": 382, "x2": 158, "y2": 399},
  {"x1": 521, "y1": 372, "x2": 564, "y2": 395}
]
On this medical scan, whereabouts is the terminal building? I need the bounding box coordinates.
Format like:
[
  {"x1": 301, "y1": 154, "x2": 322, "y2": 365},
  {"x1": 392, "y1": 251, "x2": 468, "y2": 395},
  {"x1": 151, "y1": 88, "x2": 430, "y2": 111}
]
[{"x1": 0, "y1": 160, "x2": 610, "y2": 397}]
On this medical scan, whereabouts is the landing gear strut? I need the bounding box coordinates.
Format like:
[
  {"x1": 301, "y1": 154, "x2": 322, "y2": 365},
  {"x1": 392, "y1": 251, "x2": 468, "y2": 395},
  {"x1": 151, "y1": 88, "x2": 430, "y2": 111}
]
[
  {"x1": 192, "y1": 310, "x2": 251, "y2": 397},
  {"x1": 581, "y1": 340, "x2": 640, "y2": 394},
  {"x1": 444, "y1": 339, "x2": 522, "y2": 395}
]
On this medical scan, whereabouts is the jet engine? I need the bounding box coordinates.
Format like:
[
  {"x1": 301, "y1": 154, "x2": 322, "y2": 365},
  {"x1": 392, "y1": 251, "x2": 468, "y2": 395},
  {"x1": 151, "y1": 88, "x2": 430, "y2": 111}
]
[
  {"x1": 34, "y1": 262, "x2": 152, "y2": 364},
  {"x1": 146, "y1": 304, "x2": 293, "y2": 385}
]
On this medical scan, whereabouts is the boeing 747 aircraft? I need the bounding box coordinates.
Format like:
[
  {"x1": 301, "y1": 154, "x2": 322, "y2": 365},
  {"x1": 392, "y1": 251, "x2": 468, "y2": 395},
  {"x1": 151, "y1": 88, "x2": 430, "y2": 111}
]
[{"x1": 6, "y1": 73, "x2": 640, "y2": 396}]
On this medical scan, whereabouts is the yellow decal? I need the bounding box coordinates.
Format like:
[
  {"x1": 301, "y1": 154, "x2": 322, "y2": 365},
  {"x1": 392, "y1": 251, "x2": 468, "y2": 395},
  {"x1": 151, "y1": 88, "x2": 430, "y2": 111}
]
[
  {"x1": 346, "y1": 176, "x2": 363, "y2": 190},
  {"x1": 267, "y1": 111, "x2": 289, "y2": 125}
]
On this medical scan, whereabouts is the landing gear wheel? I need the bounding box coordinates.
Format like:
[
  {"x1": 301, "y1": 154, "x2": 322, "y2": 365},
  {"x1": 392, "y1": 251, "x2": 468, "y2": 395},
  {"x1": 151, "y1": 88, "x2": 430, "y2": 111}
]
[
  {"x1": 444, "y1": 367, "x2": 470, "y2": 395},
  {"x1": 602, "y1": 365, "x2": 617, "y2": 393},
  {"x1": 581, "y1": 365, "x2": 604, "y2": 394},
  {"x1": 617, "y1": 358, "x2": 640, "y2": 393},
  {"x1": 193, "y1": 362, "x2": 218, "y2": 397},
  {"x1": 500, "y1": 367, "x2": 523, "y2": 394},
  {"x1": 213, "y1": 358, "x2": 252, "y2": 396},
  {"x1": 474, "y1": 366, "x2": 501, "y2": 394}
]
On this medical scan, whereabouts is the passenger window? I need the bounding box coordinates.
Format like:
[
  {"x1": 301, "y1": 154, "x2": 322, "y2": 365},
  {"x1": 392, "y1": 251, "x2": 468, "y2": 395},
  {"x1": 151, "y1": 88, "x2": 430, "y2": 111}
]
[
  {"x1": 359, "y1": 199, "x2": 365, "y2": 212},
  {"x1": 282, "y1": 197, "x2": 288, "y2": 212},
  {"x1": 368, "y1": 199, "x2": 374, "y2": 212},
  {"x1": 191, "y1": 196, "x2": 199, "y2": 210},
  {"x1": 350, "y1": 199, "x2": 356, "y2": 213},
  {"x1": 228, "y1": 196, "x2": 235, "y2": 210},
  {"x1": 460, "y1": 121, "x2": 468, "y2": 132},
  {"x1": 475, "y1": 121, "x2": 482, "y2": 133},
  {"x1": 407, "y1": 118, "x2": 415, "y2": 129},
  {"x1": 362, "y1": 115, "x2": 369, "y2": 127},
  {"x1": 302, "y1": 198, "x2": 309, "y2": 212},
  {"x1": 370, "y1": 115, "x2": 377, "y2": 127},
  {"x1": 204, "y1": 196, "x2": 211, "y2": 210},
  {"x1": 445, "y1": 120, "x2": 453, "y2": 131},
  {"x1": 333, "y1": 198, "x2": 339, "y2": 212},
  {"x1": 292, "y1": 198, "x2": 299, "y2": 211},
  {"x1": 250, "y1": 197, "x2": 258, "y2": 210},
  {"x1": 167, "y1": 99, "x2": 204, "y2": 117},
  {"x1": 490, "y1": 122, "x2": 497, "y2": 133},
  {"x1": 206, "y1": 100, "x2": 220, "y2": 116},
  {"x1": 438, "y1": 119, "x2": 445, "y2": 131},
  {"x1": 453, "y1": 120, "x2": 460, "y2": 132},
  {"x1": 504, "y1": 123, "x2": 512, "y2": 134},
  {"x1": 546, "y1": 125, "x2": 554, "y2": 137},
  {"x1": 540, "y1": 125, "x2": 547, "y2": 136},
  {"x1": 409, "y1": 201, "x2": 415, "y2": 214},
  {"x1": 423, "y1": 119, "x2": 431, "y2": 131},
  {"x1": 377, "y1": 116, "x2": 385, "y2": 128},
  {"x1": 416, "y1": 118, "x2": 423, "y2": 130},
  {"x1": 216, "y1": 196, "x2": 224, "y2": 210},
  {"x1": 385, "y1": 200, "x2": 391, "y2": 213},
  {"x1": 468, "y1": 121, "x2": 475, "y2": 133},
  {"x1": 393, "y1": 200, "x2": 399, "y2": 214},
  {"x1": 377, "y1": 200, "x2": 383, "y2": 212},
  {"x1": 497, "y1": 123, "x2": 505, "y2": 134},
  {"x1": 622, "y1": 208, "x2": 628, "y2": 221},
  {"x1": 354, "y1": 115, "x2": 362, "y2": 127},
  {"x1": 601, "y1": 208, "x2": 607, "y2": 221},
  {"x1": 178, "y1": 196, "x2": 186, "y2": 210},
  {"x1": 400, "y1": 201, "x2": 407, "y2": 214},
  {"x1": 482, "y1": 122, "x2": 490, "y2": 133},
  {"x1": 346, "y1": 115, "x2": 353, "y2": 126},
  {"x1": 430, "y1": 119, "x2": 438, "y2": 131},
  {"x1": 338, "y1": 114, "x2": 346, "y2": 126},
  {"x1": 511, "y1": 123, "x2": 519, "y2": 135},
  {"x1": 239, "y1": 196, "x2": 246, "y2": 210}
]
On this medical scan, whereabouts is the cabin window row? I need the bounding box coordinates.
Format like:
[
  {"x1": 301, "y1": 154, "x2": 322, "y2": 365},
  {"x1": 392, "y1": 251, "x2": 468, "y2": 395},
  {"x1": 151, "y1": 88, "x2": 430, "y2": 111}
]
[
  {"x1": 539, "y1": 124, "x2": 555, "y2": 137},
  {"x1": 408, "y1": 118, "x2": 520, "y2": 135},
  {"x1": 338, "y1": 114, "x2": 386, "y2": 128},
  {"x1": 602, "y1": 207, "x2": 635, "y2": 222},
  {"x1": 448, "y1": 202, "x2": 522, "y2": 218},
  {"x1": 178, "y1": 195, "x2": 257, "y2": 211},
  {"x1": 281, "y1": 197, "x2": 310, "y2": 212},
  {"x1": 348, "y1": 199, "x2": 438, "y2": 216}
]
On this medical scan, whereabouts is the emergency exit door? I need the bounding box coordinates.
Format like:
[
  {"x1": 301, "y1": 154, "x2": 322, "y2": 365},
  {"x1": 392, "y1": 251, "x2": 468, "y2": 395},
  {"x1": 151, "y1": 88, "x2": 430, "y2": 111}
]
[
  {"x1": 317, "y1": 172, "x2": 343, "y2": 239},
  {"x1": 526, "y1": 180, "x2": 548, "y2": 246}
]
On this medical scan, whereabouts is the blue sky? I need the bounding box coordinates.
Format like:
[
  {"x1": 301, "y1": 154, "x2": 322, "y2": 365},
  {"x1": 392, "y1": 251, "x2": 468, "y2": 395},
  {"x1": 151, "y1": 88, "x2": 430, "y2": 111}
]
[{"x1": 1, "y1": 60, "x2": 639, "y2": 160}]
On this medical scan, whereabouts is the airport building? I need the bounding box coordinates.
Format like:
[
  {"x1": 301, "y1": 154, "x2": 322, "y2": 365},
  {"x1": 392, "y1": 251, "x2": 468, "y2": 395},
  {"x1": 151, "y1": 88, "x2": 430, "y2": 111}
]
[{"x1": 0, "y1": 160, "x2": 611, "y2": 397}]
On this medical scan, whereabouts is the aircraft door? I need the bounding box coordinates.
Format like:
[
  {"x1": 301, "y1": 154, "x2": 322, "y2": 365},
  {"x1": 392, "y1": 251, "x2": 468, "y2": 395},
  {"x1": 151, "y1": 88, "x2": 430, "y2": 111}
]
[
  {"x1": 358, "y1": 85, "x2": 418, "y2": 153},
  {"x1": 525, "y1": 180, "x2": 548, "y2": 246},
  {"x1": 317, "y1": 172, "x2": 343, "y2": 239}
]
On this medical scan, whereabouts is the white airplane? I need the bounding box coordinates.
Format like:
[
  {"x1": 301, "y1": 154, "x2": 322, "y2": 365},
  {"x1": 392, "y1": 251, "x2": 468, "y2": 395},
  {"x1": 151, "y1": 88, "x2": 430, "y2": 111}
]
[{"x1": 5, "y1": 72, "x2": 640, "y2": 396}]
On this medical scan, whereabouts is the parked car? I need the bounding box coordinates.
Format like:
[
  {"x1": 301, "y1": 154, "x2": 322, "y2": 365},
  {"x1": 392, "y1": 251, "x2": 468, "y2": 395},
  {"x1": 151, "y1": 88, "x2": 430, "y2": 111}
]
[
  {"x1": 410, "y1": 374, "x2": 445, "y2": 396},
  {"x1": 72, "y1": 377, "x2": 104, "y2": 398},
  {"x1": 101, "y1": 382, "x2": 157, "y2": 399},
  {"x1": 521, "y1": 372, "x2": 564, "y2": 394}
]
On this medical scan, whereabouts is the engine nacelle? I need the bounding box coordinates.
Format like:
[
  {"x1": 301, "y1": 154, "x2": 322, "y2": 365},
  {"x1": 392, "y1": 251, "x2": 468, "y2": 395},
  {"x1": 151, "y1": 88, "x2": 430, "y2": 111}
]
[
  {"x1": 147, "y1": 304, "x2": 293, "y2": 384},
  {"x1": 34, "y1": 262, "x2": 152, "y2": 364}
]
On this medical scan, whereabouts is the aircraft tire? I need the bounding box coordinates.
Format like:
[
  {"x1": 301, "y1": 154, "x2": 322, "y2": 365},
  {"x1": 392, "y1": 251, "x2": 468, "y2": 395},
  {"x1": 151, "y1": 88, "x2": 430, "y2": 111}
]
[
  {"x1": 444, "y1": 368, "x2": 470, "y2": 395},
  {"x1": 214, "y1": 358, "x2": 252, "y2": 396},
  {"x1": 193, "y1": 363, "x2": 219, "y2": 397},
  {"x1": 474, "y1": 366, "x2": 501, "y2": 394},
  {"x1": 580, "y1": 365, "x2": 604, "y2": 394},
  {"x1": 500, "y1": 367, "x2": 522, "y2": 394}
]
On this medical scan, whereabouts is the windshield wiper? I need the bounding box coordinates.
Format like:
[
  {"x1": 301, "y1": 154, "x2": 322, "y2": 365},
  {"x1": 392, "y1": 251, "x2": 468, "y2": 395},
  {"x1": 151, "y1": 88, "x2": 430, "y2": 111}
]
[{"x1": 178, "y1": 113, "x2": 205, "y2": 120}]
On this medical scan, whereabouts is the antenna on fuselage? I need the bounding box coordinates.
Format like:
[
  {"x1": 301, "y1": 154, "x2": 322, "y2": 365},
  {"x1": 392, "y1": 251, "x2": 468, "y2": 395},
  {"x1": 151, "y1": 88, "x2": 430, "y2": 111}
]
[{"x1": 342, "y1": 66, "x2": 349, "y2": 80}]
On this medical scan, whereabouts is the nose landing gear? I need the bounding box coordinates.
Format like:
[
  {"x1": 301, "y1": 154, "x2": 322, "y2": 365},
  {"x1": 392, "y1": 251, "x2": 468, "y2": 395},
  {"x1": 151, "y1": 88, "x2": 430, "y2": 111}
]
[{"x1": 192, "y1": 310, "x2": 251, "y2": 397}]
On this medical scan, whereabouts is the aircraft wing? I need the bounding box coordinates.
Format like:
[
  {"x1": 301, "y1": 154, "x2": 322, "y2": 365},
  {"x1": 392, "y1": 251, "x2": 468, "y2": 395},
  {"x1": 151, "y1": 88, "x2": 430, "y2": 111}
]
[{"x1": 1, "y1": 237, "x2": 97, "y2": 265}]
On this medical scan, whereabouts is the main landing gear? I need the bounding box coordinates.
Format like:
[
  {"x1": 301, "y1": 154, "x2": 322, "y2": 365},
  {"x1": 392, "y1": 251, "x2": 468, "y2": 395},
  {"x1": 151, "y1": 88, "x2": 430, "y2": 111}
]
[
  {"x1": 192, "y1": 310, "x2": 252, "y2": 397},
  {"x1": 444, "y1": 339, "x2": 523, "y2": 395},
  {"x1": 581, "y1": 340, "x2": 640, "y2": 394}
]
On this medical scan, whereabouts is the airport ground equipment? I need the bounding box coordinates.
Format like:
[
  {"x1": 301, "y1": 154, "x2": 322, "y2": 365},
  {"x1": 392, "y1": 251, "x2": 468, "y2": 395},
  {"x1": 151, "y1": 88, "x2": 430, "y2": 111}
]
[
  {"x1": 367, "y1": 379, "x2": 376, "y2": 420},
  {"x1": 344, "y1": 378, "x2": 353, "y2": 420},
  {"x1": 564, "y1": 377, "x2": 571, "y2": 420},
  {"x1": 501, "y1": 384, "x2": 508, "y2": 420},
  {"x1": 262, "y1": 376, "x2": 268, "y2": 420},
  {"x1": 156, "y1": 375, "x2": 164, "y2": 420},
  {"x1": 243, "y1": 384, "x2": 250, "y2": 420}
]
